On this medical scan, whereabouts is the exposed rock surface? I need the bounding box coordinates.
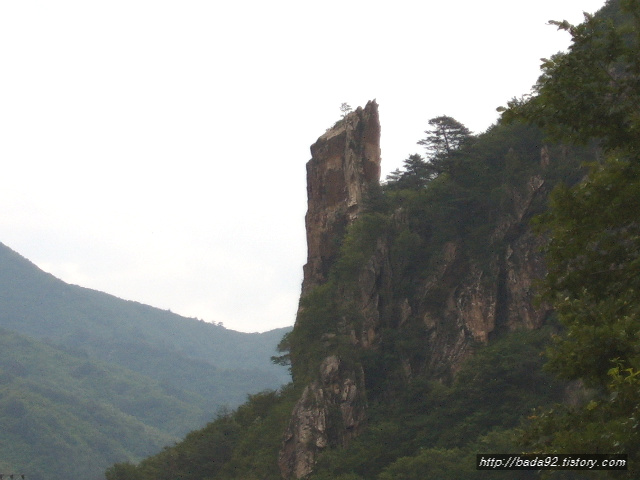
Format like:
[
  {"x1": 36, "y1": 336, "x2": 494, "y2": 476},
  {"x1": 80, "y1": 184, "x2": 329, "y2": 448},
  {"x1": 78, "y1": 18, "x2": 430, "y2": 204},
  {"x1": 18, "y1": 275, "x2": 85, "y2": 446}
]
[
  {"x1": 279, "y1": 101, "x2": 380, "y2": 479},
  {"x1": 301, "y1": 100, "x2": 381, "y2": 295},
  {"x1": 279, "y1": 356, "x2": 366, "y2": 479},
  {"x1": 279, "y1": 102, "x2": 551, "y2": 479},
  {"x1": 411, "y1": 173, "x2": 549, "y2": 378}
]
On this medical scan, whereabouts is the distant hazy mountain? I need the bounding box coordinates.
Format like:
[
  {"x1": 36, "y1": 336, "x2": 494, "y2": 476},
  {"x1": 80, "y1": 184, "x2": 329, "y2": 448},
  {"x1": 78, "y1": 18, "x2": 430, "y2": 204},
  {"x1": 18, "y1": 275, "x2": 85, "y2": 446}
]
[{"x1": 0, "y1": 241, "x2": 291, "y2": 480}]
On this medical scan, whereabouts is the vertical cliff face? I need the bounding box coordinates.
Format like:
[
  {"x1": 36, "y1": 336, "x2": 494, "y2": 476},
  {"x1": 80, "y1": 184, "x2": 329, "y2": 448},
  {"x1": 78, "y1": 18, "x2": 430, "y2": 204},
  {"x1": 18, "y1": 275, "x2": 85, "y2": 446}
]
[
  {"x1": 408, "y1": 173, "x2": 550, "y2": 379},
  {"x1": 279, "y1": 102, "x2": 553, "y2": 479},
  {"x1": 301, "y1": 101, "x2": 381, "y2": 295},
  {"x1": 279, "y1": 101, "x2": 381, "y2": 479}
]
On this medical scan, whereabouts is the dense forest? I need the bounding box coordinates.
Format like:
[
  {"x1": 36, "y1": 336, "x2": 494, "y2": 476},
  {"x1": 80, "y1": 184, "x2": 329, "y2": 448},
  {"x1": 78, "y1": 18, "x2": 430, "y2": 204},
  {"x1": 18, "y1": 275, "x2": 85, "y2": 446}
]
[
  {"x1": 105, "y1": 0, "x2": 637, "y2": 478},
  {"x1": 0, "y1": 243, "x2": 289, "y2": 480}
]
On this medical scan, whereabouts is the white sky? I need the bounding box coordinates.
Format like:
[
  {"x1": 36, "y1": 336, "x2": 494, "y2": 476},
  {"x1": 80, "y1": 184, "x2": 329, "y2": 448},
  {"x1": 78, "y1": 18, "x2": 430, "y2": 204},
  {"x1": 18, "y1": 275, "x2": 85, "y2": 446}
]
[{"x1": 0, "y1": 0, "x2": 606, "y2": 333}]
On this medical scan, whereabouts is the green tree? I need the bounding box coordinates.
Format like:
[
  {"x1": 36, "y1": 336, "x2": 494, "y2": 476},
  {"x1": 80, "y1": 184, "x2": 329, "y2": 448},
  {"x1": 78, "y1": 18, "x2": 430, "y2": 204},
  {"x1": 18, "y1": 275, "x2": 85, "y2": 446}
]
[
  {"x1": 417, "y1": 115, "x2": 473, "y2": 160},
  {"x1": 378, "y1": 448, "x2": 470, "y2": 480},
  {"x1": 527, "y1": 158, "x2": 640, "y2": 468},
  {"x1": 386, "y1": 116, "x2": 475, "y2": 189},
  {"x1": 502, "y1": 0, "x2": 640, "y2": 470},
  {"x1": 340, "y1": 102, "x2": 353, "y2": 118},
  {"x1": 271, "y1": 331, "x2": 292, "y2": 369},
  {"x1": 500, "y1": 0, "x2": 640, "y2": 154},
  {"x1": 385, "y1": 154, "x2": 434, "y2": 189}
]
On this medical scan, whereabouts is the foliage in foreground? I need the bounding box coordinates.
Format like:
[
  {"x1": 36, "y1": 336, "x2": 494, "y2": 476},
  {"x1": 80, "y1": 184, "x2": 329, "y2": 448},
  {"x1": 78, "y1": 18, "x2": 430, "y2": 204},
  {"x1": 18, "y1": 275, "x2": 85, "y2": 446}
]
[
  {"x1": 309, "y1": 329, "x2": 564, "y2": 480},
  {"x1": 502, "y1": 0, "x2": 640, "y2": 473}
]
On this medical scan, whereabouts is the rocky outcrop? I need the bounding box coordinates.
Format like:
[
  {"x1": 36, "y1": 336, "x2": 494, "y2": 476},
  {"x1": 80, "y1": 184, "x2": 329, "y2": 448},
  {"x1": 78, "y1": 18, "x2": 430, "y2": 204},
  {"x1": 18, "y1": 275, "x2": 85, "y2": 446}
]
[
  {"x1": 279, "y1": 102, "x2": 552, "y2": 479},
  {"x1": 302, "y1": 100, "x2": 381, "y2": 295},
  {"x1": 279, "y1": 101, "x2": 381, "y2": 479},
  {"x1": 279, "y1": 356, "x2": 366, "y2": 479},
  {"x1": 413, "y1": 173, "x2": 550, "y2": 378},
  {"x1": 411, "y1": 241, "x2": 547, "y2": 379}
]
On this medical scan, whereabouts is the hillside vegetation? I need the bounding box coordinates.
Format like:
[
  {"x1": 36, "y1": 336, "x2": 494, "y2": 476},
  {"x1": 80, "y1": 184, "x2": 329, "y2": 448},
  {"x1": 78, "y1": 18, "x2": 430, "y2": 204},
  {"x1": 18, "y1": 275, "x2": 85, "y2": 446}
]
[
  {"x1": 0, "y1": 328, "x2": 178, "y2": 477},
  {"x1": 0, "y1": 243, "x2": 290, "y2": 480}
]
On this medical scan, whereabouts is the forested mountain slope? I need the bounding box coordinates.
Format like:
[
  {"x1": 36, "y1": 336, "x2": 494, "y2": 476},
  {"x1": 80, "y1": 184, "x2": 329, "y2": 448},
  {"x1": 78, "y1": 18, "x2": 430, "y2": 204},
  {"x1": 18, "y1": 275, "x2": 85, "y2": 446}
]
[
  {"x1": 0, "y1": 242, "x2": 290, "y2": 480},
  {"x1": 0, "y1": 242, "x2": 289, "y2": 380},
  {"x1": 0, "y1": 327, "x2": 184, "y2": 478}
]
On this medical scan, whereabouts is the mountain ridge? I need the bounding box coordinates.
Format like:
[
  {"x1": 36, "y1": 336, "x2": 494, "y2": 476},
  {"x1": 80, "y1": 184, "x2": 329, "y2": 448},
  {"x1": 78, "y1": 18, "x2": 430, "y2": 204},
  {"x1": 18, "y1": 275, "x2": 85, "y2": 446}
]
[
  {"x1": 0, "y1": 240, "x2": 290, "y2": 376},
  {"x1": 0, "y1": 240, "x2": 291, "y2": 480}
]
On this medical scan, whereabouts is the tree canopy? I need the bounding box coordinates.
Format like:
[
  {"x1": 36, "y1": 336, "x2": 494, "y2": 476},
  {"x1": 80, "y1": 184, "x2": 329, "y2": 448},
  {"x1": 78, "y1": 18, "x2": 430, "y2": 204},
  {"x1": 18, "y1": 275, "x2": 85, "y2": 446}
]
[
  {"x1": 386, "y1": 115, "x2": 474, "y2": 189},
  {"x1": 500, "y1": 0, "x2": 640, "y2": 154},
  {"x1": 502, "y1": 0, "x2": 640, "y2": 468},
  {"x1": 417, "y1": 115, "x2": 473, "y2": 158}
]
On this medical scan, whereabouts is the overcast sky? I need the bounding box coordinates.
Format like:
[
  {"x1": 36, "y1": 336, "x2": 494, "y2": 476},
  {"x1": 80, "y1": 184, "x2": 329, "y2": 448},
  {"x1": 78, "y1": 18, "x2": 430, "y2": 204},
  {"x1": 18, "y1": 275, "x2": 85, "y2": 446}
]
[{"x1": 0, "y1": 0, "x2": 606, "y2": 333}]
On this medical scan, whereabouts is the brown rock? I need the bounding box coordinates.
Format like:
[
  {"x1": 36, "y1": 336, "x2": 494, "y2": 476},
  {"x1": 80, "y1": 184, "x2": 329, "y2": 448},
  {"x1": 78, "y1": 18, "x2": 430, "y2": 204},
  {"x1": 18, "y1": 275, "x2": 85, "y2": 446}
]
[
  {"x1": 279, "y1": 356, "x2": 366, "y2": 479},
  {"x1": 279, "y1": 101, "x2": 553, "y2": 478},
  {"x1": 279, "y1": 101, "x2": 380, "y2": 479},
  {"x1": 301, "y1": 100, "x2": 381, "y2": 295}
]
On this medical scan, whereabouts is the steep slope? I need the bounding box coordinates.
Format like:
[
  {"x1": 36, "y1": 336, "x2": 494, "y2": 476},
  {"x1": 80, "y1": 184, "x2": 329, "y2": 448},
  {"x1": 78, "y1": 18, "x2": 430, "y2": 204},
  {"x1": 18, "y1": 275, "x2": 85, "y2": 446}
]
[
  {"x1": 103, "y1": 101, "x2": 595, "y2": 480},
  {"x1": 279, "y1": 100, "x2": 381, "y2": 478},
  {"x1": 279, "y1": 105, "x2": 591, "y2": 477},
  {"x1": 0, "y1": 328, "x2": 183, "y2": 480},
  {"x1": 301, "y1": 101, "x2": 382, "y2": 294}
]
